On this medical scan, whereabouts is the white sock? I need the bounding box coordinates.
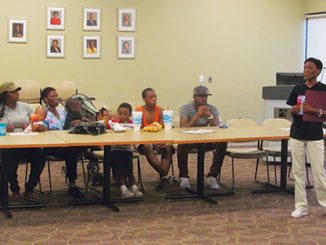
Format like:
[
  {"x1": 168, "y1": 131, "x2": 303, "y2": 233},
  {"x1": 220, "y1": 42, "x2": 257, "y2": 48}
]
[
  {"x1": 120, "y1": 185, "x2": 128, "y2": 192},
  {"x1": 131, "y1": 185, "x2": 138, "y2": 193}
]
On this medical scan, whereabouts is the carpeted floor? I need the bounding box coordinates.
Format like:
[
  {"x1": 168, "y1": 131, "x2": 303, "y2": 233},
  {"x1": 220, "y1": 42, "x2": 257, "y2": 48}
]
[{"x1": 1, "y1": 152, "x2": 326, "y2": 245}]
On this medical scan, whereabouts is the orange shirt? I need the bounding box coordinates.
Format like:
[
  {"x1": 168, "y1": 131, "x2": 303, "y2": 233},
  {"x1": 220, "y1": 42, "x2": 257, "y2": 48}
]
[{"x1": 136, "y1": 105, "x2": 160, "y2": 127}]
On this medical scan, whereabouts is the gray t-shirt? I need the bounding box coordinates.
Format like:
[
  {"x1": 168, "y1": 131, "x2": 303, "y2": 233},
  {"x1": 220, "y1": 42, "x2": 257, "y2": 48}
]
[
  {"x1": 1, "y1": 102, "x2": 33, "y2": 131},
  {"x1": 179, "y1": 101, "x2": 219, "y2": 127}
]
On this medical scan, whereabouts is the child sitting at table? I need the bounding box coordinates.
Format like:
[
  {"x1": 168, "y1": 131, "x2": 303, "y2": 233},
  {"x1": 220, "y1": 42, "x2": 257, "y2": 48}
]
[
  {"x1": 64, "y1": 98, "x2": 91, "y2": 130},
  {"x1": 111, "y1": 102, "x2": 143, "y2": 198},
  {"x1": 24, "y1": 106, "x2": 47, "y2": 132}
]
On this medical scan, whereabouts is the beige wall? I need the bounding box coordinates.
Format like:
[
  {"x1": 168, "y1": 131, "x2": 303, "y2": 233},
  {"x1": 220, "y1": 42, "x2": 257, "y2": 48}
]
[
  {"x1": 304, "y1": 0, "x2": 326, "y2": 13},
  {"x1": 0, "y1": 0, "x2": 306, "y2": 122}
]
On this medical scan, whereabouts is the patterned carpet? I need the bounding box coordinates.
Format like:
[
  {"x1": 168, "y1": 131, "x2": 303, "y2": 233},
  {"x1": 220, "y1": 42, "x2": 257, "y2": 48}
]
[{"x1": 1, "y1": 152, "x2": 326, "y2": 245}]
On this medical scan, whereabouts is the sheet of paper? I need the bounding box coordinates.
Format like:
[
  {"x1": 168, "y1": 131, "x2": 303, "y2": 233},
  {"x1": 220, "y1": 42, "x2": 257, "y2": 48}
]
[
  {"x1": 9, "y1": 132, "x2": 39, "y2": 136},
  {"x1": 178, "y1": 129, "x2": 215, "y2": 134}
]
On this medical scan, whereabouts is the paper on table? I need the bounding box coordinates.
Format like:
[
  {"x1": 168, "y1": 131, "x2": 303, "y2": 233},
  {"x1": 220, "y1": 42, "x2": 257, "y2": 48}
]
[
  {"x1": 9, "y1": 132, "x2": 39, "y2": 136},
  {"x1": 178, "y1": 129, "x2": 215, "y2": 134},
  {"x1": 280, "y1": 128, "x2": 290, "y2": 131}
]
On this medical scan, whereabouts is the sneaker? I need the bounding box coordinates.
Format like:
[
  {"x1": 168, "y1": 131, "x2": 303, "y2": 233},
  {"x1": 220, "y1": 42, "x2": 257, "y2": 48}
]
[
  {"x1": 291, "y1": 209, "x2": 308, "y2": 218},
  {"x1": 180, "y1": 177, "x2": 191, "y2": 190},
  {"x1": 68, "y1": 186, "x2": 85, "y2": 198},
  {"x1": 24, "y1": 191, "x2": 36, "y2": 202},
  {"x1": 12, "y1": 191, "x2": 21, "y2": 200},
  {"x1": 207, "y1": 176, "x2": 219, "y2": 189},
  {"x1": 133, "y1": 190, "x2": 144, "y2": 198},
  {"x1": 122, "y1": 189, "x2": 134, "y2": 199},
  {"x1": 155, "y1": 177, "x2": 170, "y2": 191}
]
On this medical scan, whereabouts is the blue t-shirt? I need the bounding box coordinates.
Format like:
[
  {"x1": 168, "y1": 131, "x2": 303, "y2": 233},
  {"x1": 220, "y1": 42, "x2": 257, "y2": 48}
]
[{"x1": 42, "y1": 108, "x2": 67, "y2": 130}]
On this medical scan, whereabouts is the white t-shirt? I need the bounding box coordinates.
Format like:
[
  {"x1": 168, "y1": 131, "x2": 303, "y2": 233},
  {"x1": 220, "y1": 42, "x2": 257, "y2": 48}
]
[{"x1": 0, "y1": 102, "x2": 33, "y2": 131}]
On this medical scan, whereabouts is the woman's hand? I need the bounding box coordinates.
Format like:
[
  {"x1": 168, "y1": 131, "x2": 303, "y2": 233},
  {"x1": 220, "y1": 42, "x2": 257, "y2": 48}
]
[{"x1": 6, "y1": 124, "x2": 14, "y2": 132}]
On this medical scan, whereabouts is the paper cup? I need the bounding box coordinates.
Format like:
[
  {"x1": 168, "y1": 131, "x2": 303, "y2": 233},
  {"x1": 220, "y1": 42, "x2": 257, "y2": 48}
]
[
  {"x1": 132, "y1": 111, "x2": 143, "y2": 131},
  {"x1": 0, "y1": 123, "x2": 7, "y2": 136},
  {"x1": 163, "y1": 110, "x2": 173, "y2": 130}
]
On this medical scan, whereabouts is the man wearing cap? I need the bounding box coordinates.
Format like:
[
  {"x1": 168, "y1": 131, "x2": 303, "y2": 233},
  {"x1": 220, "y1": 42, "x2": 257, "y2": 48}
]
[
  {"x1": 177, "y1": 85, "x2": 227, "y2": 190},
  {"x1": 0, "y1": 82, "x2": 46, "y2": 201}
]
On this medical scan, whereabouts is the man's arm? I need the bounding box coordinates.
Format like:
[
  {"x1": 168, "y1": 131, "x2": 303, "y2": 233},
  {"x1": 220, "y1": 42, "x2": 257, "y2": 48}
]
[{"x1": 180, "y1": 105, "x2": 208, "y2": 127}]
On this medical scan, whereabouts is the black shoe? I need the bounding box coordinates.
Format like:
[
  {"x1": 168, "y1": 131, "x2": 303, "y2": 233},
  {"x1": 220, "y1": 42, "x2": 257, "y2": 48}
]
[
  {"x1": 155, "y1": 177, "x2": 170, "y2": 191},
  {"x1": 68, "y1": 186, "x2": 85, "y2": 198}
]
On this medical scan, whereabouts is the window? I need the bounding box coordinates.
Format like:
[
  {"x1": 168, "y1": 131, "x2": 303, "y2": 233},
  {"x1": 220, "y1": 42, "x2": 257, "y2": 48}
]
[{"x1": 305, "y1": 13, "x2": 326, "y2": 83}]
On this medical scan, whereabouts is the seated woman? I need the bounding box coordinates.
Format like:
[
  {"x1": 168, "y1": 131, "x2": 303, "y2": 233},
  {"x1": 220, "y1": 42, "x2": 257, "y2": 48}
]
[
  {"x1": 40, "y1": 87, "x2": 86, "y2": 198},
  {"x1": 0, "y1": 82, "x2": 46, "y2": 201}
]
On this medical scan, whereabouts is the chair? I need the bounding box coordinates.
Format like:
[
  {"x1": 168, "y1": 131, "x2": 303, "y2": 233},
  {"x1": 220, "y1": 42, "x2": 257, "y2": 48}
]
[
  {"x1": 225, "y1": 119, "x2": 267, "y2": 190},
  {"x1": 49, "y1": 80, "x2": 78, "y2": 100},
  {"x1": 15, "y1": 80, "x2": 42, "y2": 109},
  {"x1": 261, "y1": 118, "x2": 311, "y2": 185},
  {"x1": 46, "y1": 154, "x2": 88, "y2": 194},
  {"x1": 91, "y1": 148, "x2": 144, "y2": 191}
]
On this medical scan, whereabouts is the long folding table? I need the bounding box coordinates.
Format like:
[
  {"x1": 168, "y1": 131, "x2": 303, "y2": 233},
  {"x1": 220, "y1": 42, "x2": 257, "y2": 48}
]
[{"x1": 1, "y1": 126, "x2": 322, "y2": 217}]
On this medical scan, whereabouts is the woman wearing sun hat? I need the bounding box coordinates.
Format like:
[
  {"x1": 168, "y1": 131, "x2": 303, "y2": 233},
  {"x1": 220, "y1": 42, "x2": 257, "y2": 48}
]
[{"x1": 0, "y1": 82, "x2": 46, "y2": 201}]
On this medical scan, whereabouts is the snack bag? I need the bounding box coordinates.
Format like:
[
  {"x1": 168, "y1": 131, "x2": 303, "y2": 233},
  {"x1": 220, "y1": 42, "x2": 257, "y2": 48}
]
[{"x1": 143, "y1": 122, "x2": 162, "y2": 132}]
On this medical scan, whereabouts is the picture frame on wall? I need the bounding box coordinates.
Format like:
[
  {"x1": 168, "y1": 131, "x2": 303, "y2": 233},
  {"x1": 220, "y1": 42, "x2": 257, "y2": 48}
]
[
  {"x1": 83, "y1": 35, "x2": 101, "y2": 58},
  {"x1": 47, "y1": 34, "x2": 64, "y2": 58},
  {"x1": 118, "y1": 8, "x2": 136, "y2": 31},
  {"x1": 118, "y1": 36, "x2": 135, "y2": 59},
  {"x1": 8, "y1": 19, "x2": 27, "y2": 43},
  {"x1": 47, "y1": 6, "x2": 65, "y2": 30},
  {"x1": 83, "y1": 8, "x2": 101, "y2": 31}
]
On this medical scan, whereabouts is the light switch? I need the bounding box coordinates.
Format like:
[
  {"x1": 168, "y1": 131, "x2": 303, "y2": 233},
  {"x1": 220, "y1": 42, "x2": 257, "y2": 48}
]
[{"x1": 199, "y1": 75, "x2": 204, "y2": 83}]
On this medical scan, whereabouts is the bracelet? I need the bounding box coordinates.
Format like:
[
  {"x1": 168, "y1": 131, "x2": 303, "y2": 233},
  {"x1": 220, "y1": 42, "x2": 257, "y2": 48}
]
[
  {"x1": 318, "y1": 109, "x2": 323, "y2": 118},
  {"x1": 208, "y1": 115, "x2": 214, "y2": 120}
]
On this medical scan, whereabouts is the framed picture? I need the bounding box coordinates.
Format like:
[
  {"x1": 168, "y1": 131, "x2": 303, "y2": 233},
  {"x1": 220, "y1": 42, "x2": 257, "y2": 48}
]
[
  {"x1": 8, "y1": 19, "x2": 27, "y2": 43},
  {"x1": 83, "y1": 36, "x2": 101, "y2": 58},
  {"x1": 47, "y1": 35, "x2": 64, "y2": 58},
  {"x1": 118, "y1": 36, "x2": 135, "y2": 59},
  {"x1": 83, "y1": 8, "x2": 101, "y2": 31},
  {"x1": 118, "y1": 8, "x2": 136, "y2": 31},
  {"x1": 47, "y1": 6, "x2": 65, "y2": 30}
]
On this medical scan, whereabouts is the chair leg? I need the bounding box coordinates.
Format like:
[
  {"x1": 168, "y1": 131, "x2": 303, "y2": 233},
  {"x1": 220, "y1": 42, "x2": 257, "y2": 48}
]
[
  {"x1": 136, "y1": 157, "x2": 144, "y2": 191},
  {"x1": 231, "y1": 158, "x2": 235, "y2": 190},
  {"x1": 81, "y1": 158, "x2": 88, "y2": 191},
  {"x1": 254, "y1": 158, "x2": 260, "y2": 182},
  {"x1": 170, "y1": 157, "x2": 175, "y2": 177},
  {"x1": 47, "y1": 161, "x2": 52, "y2": 194},
  {"x1": 305, "y1": 155, "x2": 311, "y2": 186},
  {"x1": 273, "y1": 156, "x2": 277, "y2": 185}
]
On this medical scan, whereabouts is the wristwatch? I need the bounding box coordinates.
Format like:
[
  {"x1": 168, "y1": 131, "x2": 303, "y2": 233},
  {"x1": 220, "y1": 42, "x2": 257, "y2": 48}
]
[
  {"x1": 318, "y1": 109, "x2": 323, "y2": 118},
  {"x1": 208, "y1": 115, "x2": 214, "y2": 120}
]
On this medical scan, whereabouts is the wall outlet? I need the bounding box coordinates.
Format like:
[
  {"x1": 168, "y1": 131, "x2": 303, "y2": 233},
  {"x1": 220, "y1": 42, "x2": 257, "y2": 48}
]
[
  {"x1": 208, "y1": 75, "x2": 213, "y2": 83},
  {"x1": 199, "y1": 75, "x2": 205, "y2": 83}
]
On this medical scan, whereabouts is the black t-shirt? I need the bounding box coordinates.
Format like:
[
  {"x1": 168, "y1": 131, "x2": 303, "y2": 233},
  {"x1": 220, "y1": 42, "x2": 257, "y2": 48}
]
[
  {"x1": 286, "y1": 82, "x2": 326, "y2": 140},
  {"x1": 64, "y1": 111, "x2": 83, "y2": 130}
]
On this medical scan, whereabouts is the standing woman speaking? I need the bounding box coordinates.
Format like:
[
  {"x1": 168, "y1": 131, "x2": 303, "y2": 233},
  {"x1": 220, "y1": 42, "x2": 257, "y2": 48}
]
[{"x1": 0, "y1": 82, "x2": 46, "y2": 201}]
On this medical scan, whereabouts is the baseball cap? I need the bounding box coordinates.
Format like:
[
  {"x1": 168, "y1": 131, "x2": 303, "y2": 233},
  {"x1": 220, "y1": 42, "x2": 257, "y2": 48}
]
[
  {"x1": 193, "y1": 85, "x2": 212, "y2": 96},
  {"x1": 0, "y1": 82, "x2": 21, "y2": 95}
]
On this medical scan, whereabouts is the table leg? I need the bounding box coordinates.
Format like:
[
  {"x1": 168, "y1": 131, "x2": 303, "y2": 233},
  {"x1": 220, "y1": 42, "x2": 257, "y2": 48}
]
[{"x1": 166, "y1": 143, "x2": 217, "y2": 205}]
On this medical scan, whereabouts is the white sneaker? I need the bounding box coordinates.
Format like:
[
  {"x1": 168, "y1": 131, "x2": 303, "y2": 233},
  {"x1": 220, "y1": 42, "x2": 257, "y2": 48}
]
[
  {"x1": 133, "y1": 190, "x2": 143, "y2": 198},
  {"x1": 180, "y1": 177, "x2": 191, "y2": 190},
  {"x1": 121, "y1": 189, "x2": 134, "y2": 199},
  {"x1": 291, "y1": 209, "x2": 308, "y2": 218},
  {"x1": 207, "y1": 176, "x2": 219, "y2": 189}
]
